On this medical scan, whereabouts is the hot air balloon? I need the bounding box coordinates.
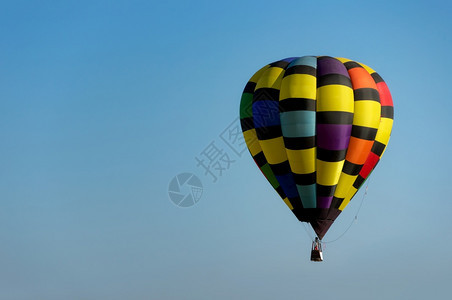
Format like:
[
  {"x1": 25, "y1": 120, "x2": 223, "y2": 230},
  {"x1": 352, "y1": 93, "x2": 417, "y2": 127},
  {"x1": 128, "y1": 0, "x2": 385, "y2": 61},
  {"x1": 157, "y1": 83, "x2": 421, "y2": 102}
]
[{"x1": 239, "y1": 56, "x2": 394, "y2": 261}]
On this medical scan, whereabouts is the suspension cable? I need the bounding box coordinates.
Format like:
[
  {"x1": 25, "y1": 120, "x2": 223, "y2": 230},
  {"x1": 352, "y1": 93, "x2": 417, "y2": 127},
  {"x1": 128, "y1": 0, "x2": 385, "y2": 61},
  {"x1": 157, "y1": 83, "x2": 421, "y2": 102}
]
[
  {"x1": 301, "y1": 180, "x2": 371, "y2": 243},
  {"x1": 302, "y1": 221, "x2": 314, "y2": 240},
  {"x1": 322, "y1": 181, "x2": 369, "y2": 244}
]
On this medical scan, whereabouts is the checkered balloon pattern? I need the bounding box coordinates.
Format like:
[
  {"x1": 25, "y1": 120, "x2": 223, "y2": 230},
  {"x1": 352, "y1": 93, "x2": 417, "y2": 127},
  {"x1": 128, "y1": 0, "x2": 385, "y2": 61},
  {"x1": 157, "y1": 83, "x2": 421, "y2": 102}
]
[{"x1": 240, "y1": 56, "x2": 394, "y2": 239}]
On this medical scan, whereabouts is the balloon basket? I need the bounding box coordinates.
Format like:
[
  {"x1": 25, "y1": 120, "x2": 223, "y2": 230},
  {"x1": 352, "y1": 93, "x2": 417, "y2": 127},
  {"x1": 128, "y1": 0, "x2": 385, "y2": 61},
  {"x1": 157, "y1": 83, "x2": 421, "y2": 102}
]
[{"x1": 310, "y1": 238, "x2": 323, "y2": 262}]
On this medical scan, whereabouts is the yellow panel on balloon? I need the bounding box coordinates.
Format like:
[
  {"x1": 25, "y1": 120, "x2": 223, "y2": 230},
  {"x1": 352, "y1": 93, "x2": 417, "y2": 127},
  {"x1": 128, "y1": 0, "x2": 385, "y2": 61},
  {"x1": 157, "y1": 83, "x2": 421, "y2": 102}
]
[
  {"x1": 283, "y1": 197, "x2": 294, "y2": 210},
  {"x1": 280, "y1": 74, "x2": 316, "y2": 100},
  {"x1": 259, "y1": 137, "x2": 287, "y2": 165},
  {"x1": 243, "y1": 129, "x2": 261, "y2": 156},
  {"x1": 317, "y1": 85, "x2": 354, "y2": 112},
  {"x1": 286, "y1": 148, "x2": 316, "y2": 174},
  {"x1": 334, "y1": 173, "x2": 357, "y2": 199},
  {"x1": 316, "y1": 160, "x2": 344, "y2": 186},
  {"x1": 335, "y1": 57, "x2": 352, "y2": 64},
  {"x1": 375, "y1": 118, "x2": 393, "y2": 145},
  {"x1": 353, "y1": 101, "x2": 381, "y2": 128},
  {"x1": 249, "y1": 65, "x2": 270, "y2": 84},
  {"x1": 359, "y1": 63, "x2": 376, "y2": 75},
  {"x1": 339, "y1": 186, "x2": 358, "y2": 211},
  {"x1": 255, "y1": 67, "x2": 285, "y2": 89}
]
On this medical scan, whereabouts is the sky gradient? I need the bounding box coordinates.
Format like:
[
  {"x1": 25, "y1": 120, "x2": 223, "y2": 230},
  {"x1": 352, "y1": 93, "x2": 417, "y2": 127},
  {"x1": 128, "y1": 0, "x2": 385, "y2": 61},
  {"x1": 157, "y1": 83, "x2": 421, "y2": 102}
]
[{"x1": 0, "y1": 0, "x2": 451, "y2": 299}]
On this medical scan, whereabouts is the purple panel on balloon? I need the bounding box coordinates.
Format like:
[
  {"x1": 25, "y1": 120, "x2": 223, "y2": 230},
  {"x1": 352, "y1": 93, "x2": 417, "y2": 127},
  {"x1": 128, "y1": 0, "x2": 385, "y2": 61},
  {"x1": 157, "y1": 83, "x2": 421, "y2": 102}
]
[
  {"x1": 317, "y1": 124, "x2": 352, "y2": 150},
  {"x1": 317, "y1": 57, "x2": 349, "y2": 77},
  {"x1": 317, "y1": 196, "x2": 333, "y2": 209}
]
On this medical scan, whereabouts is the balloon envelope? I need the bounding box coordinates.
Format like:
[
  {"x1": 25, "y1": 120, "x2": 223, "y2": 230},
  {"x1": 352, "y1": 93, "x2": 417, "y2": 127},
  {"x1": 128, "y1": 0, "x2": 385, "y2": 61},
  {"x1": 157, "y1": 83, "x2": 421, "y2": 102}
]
[{"x1": 240, "y1": 56, "x2": 394, "y2": 239}]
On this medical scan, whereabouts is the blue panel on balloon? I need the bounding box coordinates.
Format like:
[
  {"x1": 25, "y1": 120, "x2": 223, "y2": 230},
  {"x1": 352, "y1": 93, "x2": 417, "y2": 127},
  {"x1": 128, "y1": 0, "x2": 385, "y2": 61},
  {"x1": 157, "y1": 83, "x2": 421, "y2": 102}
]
[
  {"x1": 280, "y1": 111, "x2": 316, "y2": 137},
  {"x1": 296, "y1": 184, "x2": 317, "y2": 208},
  {"x1": 275, "y1": 173, "x2": 299, "y2": 199},
  {"x1": 252, "y1": 100, "x2": 281, "y2": 128},
  {"x1": 288, "y1": 56, "x2": 317, "y2": 69}
]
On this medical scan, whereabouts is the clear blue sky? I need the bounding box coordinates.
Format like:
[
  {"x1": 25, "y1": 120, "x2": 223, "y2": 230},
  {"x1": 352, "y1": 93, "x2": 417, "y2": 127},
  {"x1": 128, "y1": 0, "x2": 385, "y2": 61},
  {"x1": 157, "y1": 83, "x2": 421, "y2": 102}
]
[{"x1": 0, "y1": 0, "x2": 451, "y2": 299}]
